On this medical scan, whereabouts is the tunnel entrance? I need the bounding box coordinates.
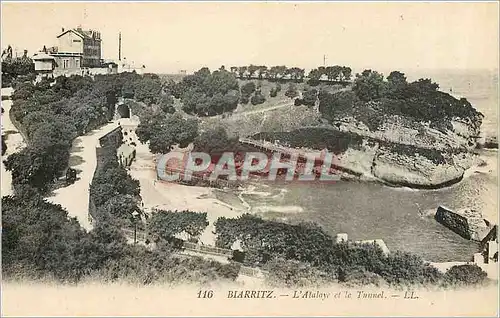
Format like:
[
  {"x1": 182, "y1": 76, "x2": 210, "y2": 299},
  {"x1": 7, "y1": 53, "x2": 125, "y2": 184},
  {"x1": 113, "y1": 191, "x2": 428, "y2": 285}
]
[{"x1": 116, "y1": 103, "x2": 131, "y2": 119}]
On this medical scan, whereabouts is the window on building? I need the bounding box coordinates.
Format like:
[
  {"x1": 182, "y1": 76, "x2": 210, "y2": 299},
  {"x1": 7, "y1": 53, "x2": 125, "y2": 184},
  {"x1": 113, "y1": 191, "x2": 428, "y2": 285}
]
[
  {"x1": 73, "y1": 39, "x2": 81, "y2": 43},
  {"x1": 75, "y1": 59, "x2": 80, "y2": 68},
  {"x1": 63, "y1": 59, "x2": 69, "y2": 69}
]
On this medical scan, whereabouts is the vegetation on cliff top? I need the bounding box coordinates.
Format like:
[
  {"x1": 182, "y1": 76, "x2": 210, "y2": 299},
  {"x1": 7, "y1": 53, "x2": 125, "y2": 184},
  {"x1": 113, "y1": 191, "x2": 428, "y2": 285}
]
[{"x1": 319, "y1": 70, "x2": 483, "y2": 131}]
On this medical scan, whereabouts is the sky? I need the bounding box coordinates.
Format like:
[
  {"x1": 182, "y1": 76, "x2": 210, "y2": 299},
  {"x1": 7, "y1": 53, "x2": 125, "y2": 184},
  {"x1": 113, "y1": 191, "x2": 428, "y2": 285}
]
[{"x1": 1, "y1": 2, "x2": 499, "y2": 75}]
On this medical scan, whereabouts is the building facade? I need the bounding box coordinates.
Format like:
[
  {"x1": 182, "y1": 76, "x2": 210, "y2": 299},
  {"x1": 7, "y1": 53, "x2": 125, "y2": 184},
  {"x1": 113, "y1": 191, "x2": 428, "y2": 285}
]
[
  {"x1": 50, "y1": 27, "x2": 102, "y2": 71},
  {"x1": 32, "y1": 52, "x2": 56, "y2": 73}
]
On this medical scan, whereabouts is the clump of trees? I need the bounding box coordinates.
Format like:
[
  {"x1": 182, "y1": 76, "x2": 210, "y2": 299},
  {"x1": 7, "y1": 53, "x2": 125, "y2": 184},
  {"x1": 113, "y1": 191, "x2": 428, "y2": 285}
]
[
  {"x1": 89, "y1": 142, "x2": 141, "y2": 227},
  {"x1": 230, "y1": 65, "x2": 305, "y2": 82},
  {"x1": 295, "y1": 88, "x2": 318, "y2": 107},
  {"x1": 318, "y1": 69, "x2": 482, "y2": 132},
  {"x1": 250, "y1": 89, "x2": 266, "y2": 105},
  {"x1": 193, "y1": 126, "x2": 239, "y2": 154},
  {"x1": 174, "y1": 67, "x2": 240, "y2": 116},
  {"x1": 240, "y1": 82, "x2": 256, "y2": 105},
  {"x1": 5, "y1": 74, "x2": 114, "y2": 192},
  {"x1": 136, "y1": 112, "x2": 198, "y2": 154},
  {"x1": 4, "y1": 72, "x2": 163, "y2": 193},
  {"x1": 147, "y1": 210, "x2": 209, "y2": 243},
  {"x1": 307, "y1": 65, "x2": 352, "y2": 86},
  {"x1": 2, "y1": 72, "x2": 244, "y2": 286},
  {"x1": 1, "y1": 194, "x2": 240, "y2": 284},
  {"x1": 1, "y1": 51, "x2": 35, "y2": 88}
]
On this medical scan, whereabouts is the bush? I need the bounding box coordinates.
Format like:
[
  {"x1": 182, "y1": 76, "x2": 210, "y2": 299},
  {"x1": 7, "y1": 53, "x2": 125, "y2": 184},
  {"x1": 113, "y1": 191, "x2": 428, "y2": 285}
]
[
  {"x1": 240, "y1": 95, "x2": 249, "y2": 105},
  {"x1": 302, "y1": 88, "x2": 318, "y2": 107},
  {"x1": 443, "y1": 264, "x2": 488, "y2": 286},
  {"x1": 264, "y1": 258, "x2": 334, "y2": 287},
  {"x1": 285, "y1": 83, "x2": 299, "y2": 99},
  {"x1": 241, "y1": 82, "x2": 256, "y2": 96},
  {"x1": 250, "y1": 91, "x2": 266, "y2": 105},
  {"x1": 2, "y1": 135, "x2": 7, "y2": 156},
  {"x1": 270, "y1": 88, "x2": 278, "y2": 97}
]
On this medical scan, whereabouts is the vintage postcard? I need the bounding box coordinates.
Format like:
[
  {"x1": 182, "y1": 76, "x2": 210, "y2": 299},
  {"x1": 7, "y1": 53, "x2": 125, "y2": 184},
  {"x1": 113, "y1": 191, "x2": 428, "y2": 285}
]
[{"x1": 1, "y1": 1, "x2": 499, "y2": 316}]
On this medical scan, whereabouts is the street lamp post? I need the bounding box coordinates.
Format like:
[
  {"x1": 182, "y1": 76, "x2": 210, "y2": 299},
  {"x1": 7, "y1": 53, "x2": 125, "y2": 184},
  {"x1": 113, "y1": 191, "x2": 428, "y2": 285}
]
[{"x1": 132, "y1": 211, "x2": 140, "y2": 244}]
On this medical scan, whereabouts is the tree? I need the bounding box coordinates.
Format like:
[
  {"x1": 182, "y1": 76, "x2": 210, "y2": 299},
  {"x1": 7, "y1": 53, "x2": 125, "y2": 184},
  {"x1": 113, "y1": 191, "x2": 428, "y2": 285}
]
[
  {"x1": 148, "y1": 210, "x2": 209, "y2": 242},
  {"x1": 179, "y1": 68, "x2": 240, "y2": 116},
  {"x1": 285, "y1": 83, "x2": 299, "y2": 99},
  {"x1": 193, "y1": 126, "x2": 239, "y2": 155},
  {"x1": 385, "y1": 71, "x2": 408, "y2": 98},
  {"x1": 136, "y1": 112, "x2": 198, "y2": 154},
  {"x1": 325, "y1": 66, "x2": 341, "y2": 82},
  {"x1": 247, "y1": 65, "x2": 259, "y2": 79},
  {"x1": 241, "y1": 82, "x2": 256, "y2": 97},
  {"x1": 443, "y1": 264, "x2": 487, "y2": 286},
  {"x1": 98, "y1": 194, "x2": 141, "y2": 225},
  {"x1": 340, "y1": 66, "x2": 352, "y2": 82},
  {"x1": 302, "y1": 88, "x2": 318, "y2": 107},
  {"x1": 250, "y1": 90, "x2": 266, "y2": 105},
  {"x1": 134, "y1": 77, "x2": 162, "y2": 105},
  {"x1": 237, "y1": 66, "x2": 247, "y2": 79},
  {"x1": 257, "y1": 66, "x2": 268, "y2": 79},
  {"x1": 159, "y1": 94, "x2": 175, "y2": 113},
  {"x1": 352, "y1": 70, "x2": 386, "y2": 101}
]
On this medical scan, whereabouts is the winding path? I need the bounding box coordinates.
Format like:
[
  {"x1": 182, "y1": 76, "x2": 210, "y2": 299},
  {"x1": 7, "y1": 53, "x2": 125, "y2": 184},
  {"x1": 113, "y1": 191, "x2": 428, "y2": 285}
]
[{"x1": 46, "y1": 121, "x2": 121, "y2": 231}]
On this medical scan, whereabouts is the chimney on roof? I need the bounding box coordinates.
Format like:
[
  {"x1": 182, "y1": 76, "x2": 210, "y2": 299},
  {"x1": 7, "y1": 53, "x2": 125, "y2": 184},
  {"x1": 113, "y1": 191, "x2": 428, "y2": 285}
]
[{"x1": 61, "y1": 27, "x2": 65, "y2": 32}]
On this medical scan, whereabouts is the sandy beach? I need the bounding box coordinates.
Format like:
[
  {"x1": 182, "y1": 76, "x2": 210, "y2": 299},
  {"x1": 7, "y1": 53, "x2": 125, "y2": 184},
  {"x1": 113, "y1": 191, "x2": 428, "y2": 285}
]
[{"x1": 129, "y1": 141, "x2": 245, "y2": 246}]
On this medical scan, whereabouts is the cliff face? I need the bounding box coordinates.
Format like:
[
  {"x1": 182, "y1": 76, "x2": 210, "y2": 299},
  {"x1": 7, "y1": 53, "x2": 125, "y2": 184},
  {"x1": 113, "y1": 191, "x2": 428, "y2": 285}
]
[
  {"x1": 330, "y1": 113, "x2": 482, "y2": 188},
  {"x1": 251, "y1": 109, "x2": 482, "y2": 188}
]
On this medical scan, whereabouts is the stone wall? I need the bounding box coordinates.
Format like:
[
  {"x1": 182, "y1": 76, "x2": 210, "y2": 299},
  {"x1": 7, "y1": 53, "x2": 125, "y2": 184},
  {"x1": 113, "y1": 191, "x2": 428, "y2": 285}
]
[
  {"x1": 435, "y1": 206, "x2": 492, "y2": 241},
  {"x1": 435, "y1": 206, "x2": 471, "y2": 240},
  {"x1": 88, "y1": 126, "x2": 123, "y2": 222}
]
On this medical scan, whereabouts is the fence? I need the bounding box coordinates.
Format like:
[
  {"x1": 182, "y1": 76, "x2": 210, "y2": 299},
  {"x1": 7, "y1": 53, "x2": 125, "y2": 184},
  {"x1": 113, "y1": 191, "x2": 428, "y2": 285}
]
[
  {"x1": 183, "y1": 241, "x2": 233, "y2": 257},
  {"x1": 239, "y1": 265, "x2": 267, "y2": 278},
  {"x1": 122, "y1": 228, "x2": 148, "y2": 242}
]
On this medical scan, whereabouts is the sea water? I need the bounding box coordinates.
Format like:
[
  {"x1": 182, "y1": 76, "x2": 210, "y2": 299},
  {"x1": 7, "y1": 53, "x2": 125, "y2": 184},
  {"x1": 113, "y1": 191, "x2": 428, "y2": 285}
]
[{"x1": 239, "y1": 69, "x2": 498, "y2": 262}]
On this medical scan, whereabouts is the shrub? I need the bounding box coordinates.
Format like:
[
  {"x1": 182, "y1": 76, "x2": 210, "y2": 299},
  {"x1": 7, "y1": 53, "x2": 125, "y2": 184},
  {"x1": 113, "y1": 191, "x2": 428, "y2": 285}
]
[
  {"x1": 240, "y1": 95, "x2": 249, "y2": 105},
  {"x1": 270, "y1": 87, "x2": 278, "y2": 97},
  {"x1": 250, "y1": 91, "x2": 266, "y2": 105},
  {"x1": 285, "y1": 83, "x2": 299, "y2": 99},
  {"x1": 443, "y1": 264, "x2": 488, "y2": 286},
  {"x1": 241, "y1": 82, "x2": 256, "y2": 96},
  {"x1": 264, "y1": 258, "x2": 334, "y2": 287},
  {"x1": 302, "y1": 88, "x2": 318, "y2": 107}
]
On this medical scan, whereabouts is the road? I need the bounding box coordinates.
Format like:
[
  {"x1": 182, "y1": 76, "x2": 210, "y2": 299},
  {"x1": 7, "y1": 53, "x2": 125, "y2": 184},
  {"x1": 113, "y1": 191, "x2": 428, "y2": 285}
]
[
  {"x1": 46, "y1": 120, "x2": 123, "y2": 231},
  {"x1": 1, "y1": 87, "x2": 26, "y2": 196}
]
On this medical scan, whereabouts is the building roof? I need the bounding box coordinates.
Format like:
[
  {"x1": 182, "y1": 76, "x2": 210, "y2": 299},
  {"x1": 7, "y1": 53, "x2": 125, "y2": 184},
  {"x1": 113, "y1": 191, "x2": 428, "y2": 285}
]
[
  {"x1": 57, "y1": 28, "x2": 101, "y2": 41},
  {"x1": 32, "y1": 52, "x2": 55, "y2": 61}
]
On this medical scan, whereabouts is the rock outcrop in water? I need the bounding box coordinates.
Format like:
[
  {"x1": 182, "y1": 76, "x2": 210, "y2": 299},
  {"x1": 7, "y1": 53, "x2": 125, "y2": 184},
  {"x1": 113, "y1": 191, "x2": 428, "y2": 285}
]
[
  {"x1": 435, "y1": 206, "x2": 493, "y2": 241},
  {"x1": 479, "y1": 135, "x2": 499, "y2": 149}
]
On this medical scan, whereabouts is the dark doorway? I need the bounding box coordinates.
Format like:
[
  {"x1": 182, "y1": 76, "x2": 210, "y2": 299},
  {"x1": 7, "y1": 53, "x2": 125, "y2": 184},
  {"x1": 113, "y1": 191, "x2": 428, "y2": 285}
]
[{"x1": 117, "y1": 104, "x2": 130, "y2": 118}]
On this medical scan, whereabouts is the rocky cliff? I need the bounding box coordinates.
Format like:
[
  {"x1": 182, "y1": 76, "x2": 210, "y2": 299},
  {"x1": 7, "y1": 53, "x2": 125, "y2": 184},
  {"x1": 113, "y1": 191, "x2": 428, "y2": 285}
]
[
  {"x1": 331, "y1": 113, "x2": 482, "y2": 188},
  {"x1": 251, "y1": 109, "x2": 483, "y2": 189}
]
